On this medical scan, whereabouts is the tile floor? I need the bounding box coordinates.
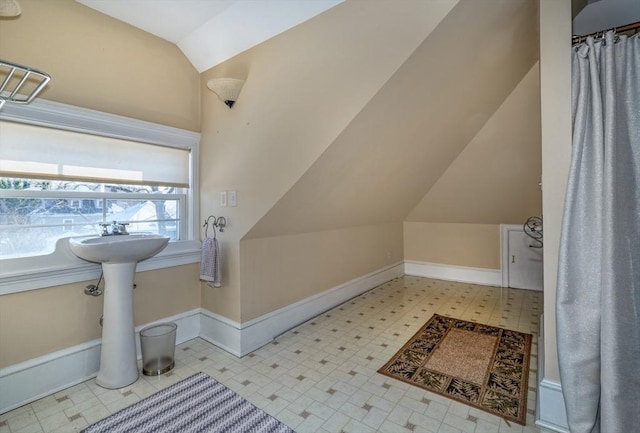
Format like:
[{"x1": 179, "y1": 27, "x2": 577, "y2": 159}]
[{"x1": 0, "y1": 276, "x2": 552, "y2": 433}]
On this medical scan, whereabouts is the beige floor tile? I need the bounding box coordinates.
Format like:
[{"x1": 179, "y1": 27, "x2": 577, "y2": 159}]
[
  {"x1": 11, "y1": 421, "x2": 44, "y2": 433},
  {"x1": 4, "y1": 408, "x2": 40, "y2": 433},
  {"x1": 2, "y1": 277, "x2": 547, "y2": 433}
]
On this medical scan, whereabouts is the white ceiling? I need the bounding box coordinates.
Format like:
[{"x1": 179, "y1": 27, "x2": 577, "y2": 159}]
[
  {"x1": 76, "y1": 0, "x2": 639, "y2": 72},
  {"x1": 76, "y1": 0, "x2": 344, "y2": 72}
]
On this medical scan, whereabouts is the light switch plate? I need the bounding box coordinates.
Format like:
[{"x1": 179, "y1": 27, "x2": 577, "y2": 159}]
[
  {"x1": 229, "y1": 191, "x2": 237, "y2": 207},
  {"x1": 220, "y1": 191, "x2": 227, "y2": 207}
]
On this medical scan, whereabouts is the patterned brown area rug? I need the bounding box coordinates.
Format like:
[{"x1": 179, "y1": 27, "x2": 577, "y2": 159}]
[{"x1": 378, "y1": 314, "x2": 532, "y2": 425}]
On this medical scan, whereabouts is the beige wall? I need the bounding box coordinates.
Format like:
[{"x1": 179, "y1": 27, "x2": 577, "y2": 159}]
[
  {"x1": 404, "y1": 222, "x2": 500, "y2": 269},
  {"x1": 0, "y1": 0, "x2": 202, "y2": 368},
  {"x1": 404, "y1": 62, "x2": 541, "y2": 269},
  {"x1": 240, "y1": 223, "x2": 403, "y2": 321},
  {"x1": 0, "y1": 264, "x2": 201, "y2": 368},
  {"x1": 199, "y1": 0, "x2": 459, "y2": 321},
  {"x1": 0, "y1": 0, "x2": 200, "y2": 131},
  {"x1": 540, "y1": 0, "x2": 572, "y2": 383}
]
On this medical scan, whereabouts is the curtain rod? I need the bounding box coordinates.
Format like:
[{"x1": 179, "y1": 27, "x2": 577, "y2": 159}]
[{"x1": 572, "y1": 21, "x2": 640, "y2": 44}]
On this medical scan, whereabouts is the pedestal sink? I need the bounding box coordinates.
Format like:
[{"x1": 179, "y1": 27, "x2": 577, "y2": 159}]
[{"x1": 69, "y1": 234, "x2": 169, "y2": 389}]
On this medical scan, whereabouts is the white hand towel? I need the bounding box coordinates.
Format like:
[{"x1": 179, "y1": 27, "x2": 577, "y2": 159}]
[{"x1": 200, "y1": 237, "x2": 221, "y2": 287}]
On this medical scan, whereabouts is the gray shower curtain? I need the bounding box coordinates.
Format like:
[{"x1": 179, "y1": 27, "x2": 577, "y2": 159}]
[{"x1": 556, "y1": 31, "x2": 639, "y2": 433}]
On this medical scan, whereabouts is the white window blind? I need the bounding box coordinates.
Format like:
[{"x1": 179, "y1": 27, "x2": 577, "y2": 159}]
[{"x1": 0, "y1": 120, "x2": 190, "y2": 187}]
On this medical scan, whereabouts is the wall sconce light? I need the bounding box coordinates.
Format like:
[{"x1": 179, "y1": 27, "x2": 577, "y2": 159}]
[
  {"x1": 0, "y1": 0, "x2": 22, "y2": 17},
  {"x1": 206, "y1": 78, "x2": 245, "y2": 108}
]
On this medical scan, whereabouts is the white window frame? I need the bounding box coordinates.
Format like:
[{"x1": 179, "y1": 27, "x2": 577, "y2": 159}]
[
  {"x1": 0, "y1": 99, "x2": 201, "y2": 295},
  {"x1": 62, "y1": 218, "x2": 74, "y2": 232}
]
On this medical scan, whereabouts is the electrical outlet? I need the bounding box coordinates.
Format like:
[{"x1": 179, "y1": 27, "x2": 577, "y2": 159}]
[
  {"x1": 220, "y1": 191, "x2": 227, "y2": 207},
  {"x1": 229, "y1": 190, "x2": 237, "y2": 207}
]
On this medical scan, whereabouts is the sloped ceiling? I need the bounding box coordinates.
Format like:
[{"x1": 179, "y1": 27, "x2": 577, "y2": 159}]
[
  {"x1": 245, "y1": 0, "x2": 539, "y2": 239},
  {"x1": 199, "y1": 0, "x2": 460, "y2": 238},
  {"x1": 76, "y1": 0, "x2": 344, "y2": 72},
  {"x1": 407, "y1": 63, "x2": 541, "y2": 224}
]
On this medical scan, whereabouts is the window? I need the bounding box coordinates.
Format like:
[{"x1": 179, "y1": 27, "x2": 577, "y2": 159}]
[
  {"x1": 0, "y1": 179, "x2": 184, "y2": 258},
  {"x1": 62, "y1": 218, "x2": 74, "y2": 232},
  {"x1": 0, "y1": 99, "x2": 201, "y2": 294}
]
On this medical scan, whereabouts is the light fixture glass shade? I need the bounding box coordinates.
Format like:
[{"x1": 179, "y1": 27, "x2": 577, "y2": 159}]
[
  {"x1": 206, "y1": 78, "x2": 245, "y2": 108},
  {"x1": 0, "y1": 0, "x2": 21, "y2": 17}
]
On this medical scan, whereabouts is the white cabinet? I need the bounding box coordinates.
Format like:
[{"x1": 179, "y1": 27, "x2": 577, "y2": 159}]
[{"x1": 501, "y1": 225, "x2": 543, "y2": 291}]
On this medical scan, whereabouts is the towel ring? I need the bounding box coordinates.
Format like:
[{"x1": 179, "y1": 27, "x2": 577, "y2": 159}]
[{"x1": 204, "y1": 215, "x2": 226, "y2": 239}]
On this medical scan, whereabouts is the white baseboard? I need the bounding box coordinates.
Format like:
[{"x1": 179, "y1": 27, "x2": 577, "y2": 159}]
[
  {"x1": 537, "y1": 379, "x2": 569, "y2": 432},
  {"x1": 0, "y1": 340, "x2": 101, "y2": 416},
  {"x1": 199, "y1": 310, "x2": 242, "y2": 357},
  {"x1": 0, "y1": 309, "x2": 200, "y2": 414},
  {"x1": 237, "y1": 262, "x2": 404, "y2": 356},
  {"x1": 404, "y1": 260, "x2": 502, "y2": 286},
  {"x1": 535, "y1": 313, "x2": 569, "y2": 433},
  {"x1": 0, "y1": 263, "x2": 403, "y2": 414},
  {"x1": 199, "y1": 262, "x2": 405, "y2": 357}
]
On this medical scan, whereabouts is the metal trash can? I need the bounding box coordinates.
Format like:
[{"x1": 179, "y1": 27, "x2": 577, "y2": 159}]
[{"x1": 140, "y1": 322, "x2": 177, "y2": 376}]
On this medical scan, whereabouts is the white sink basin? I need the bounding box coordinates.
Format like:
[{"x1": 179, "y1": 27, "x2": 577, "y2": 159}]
[{"x1": 69, "y1": 234, "x2": 169, "y2": 264}]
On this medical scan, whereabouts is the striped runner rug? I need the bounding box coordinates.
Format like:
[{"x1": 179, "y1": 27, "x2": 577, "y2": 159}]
[{"x1": 82, "y1": 372, "x2": 295, "y2": 433}]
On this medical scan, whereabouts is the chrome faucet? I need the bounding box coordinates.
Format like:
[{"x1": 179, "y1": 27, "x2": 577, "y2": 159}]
[
  {"x1": 111, "y1": 221, "x2": 129, "y2": 235},
  {"x1": 100, "y1": 221, "x2": 130, "y2": 236}
]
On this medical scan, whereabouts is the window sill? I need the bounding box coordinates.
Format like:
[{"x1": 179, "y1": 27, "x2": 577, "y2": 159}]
[{"x1": 0, "y1": 238, "x2": 202, "y2": 295}]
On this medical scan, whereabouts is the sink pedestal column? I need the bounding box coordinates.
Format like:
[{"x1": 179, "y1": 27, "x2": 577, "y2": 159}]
[{"x1": 97, "y1": 262, "x2": 139, "y2": 389}]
